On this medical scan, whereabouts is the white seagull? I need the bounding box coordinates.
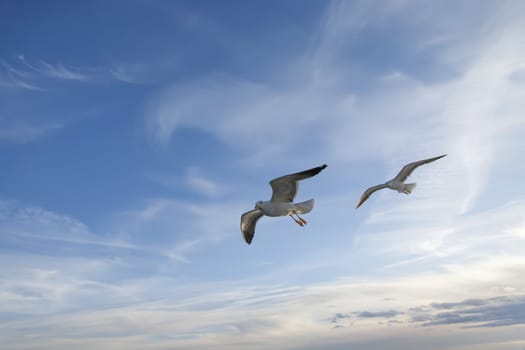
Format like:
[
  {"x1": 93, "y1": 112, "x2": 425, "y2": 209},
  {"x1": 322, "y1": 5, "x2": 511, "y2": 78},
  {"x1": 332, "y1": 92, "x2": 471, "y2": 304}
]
[
  {"x1": 355, "y1": 154, "x2": 446, "y2": 209},
  {"x1": 241, "y1": 164, "x2": 327, "y2": 245}
]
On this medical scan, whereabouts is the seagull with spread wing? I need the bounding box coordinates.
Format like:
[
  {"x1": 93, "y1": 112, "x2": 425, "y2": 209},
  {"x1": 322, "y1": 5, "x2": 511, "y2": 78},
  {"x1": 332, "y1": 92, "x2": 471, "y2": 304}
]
[
  {"x1": 240, "y1": 164, "x2": 327, "y2": 245},
  {"x1": 355, "y1": 154, "x2": 446, "y2": 209}
]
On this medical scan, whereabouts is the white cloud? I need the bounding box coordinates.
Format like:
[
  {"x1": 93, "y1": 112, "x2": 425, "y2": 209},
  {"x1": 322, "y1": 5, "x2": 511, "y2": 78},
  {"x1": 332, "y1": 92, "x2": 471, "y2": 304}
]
[
  {"x1": 147, "y1": 167, "x2": 227, "y2": 198},
  {"x1": 144, "y1": 0, "x2": 525, "y2": 219},
  {"x1": 1, "y1": 56, "x2": 176, "y2": 90},
  {"x1": 352, "y1": 198, "x2": 525, "y2": 271},
  {"x1": 2, "y1": 253, "x2": 525, "y2": 349},
  {"x1": 36, "y1": 61, "x2": 91, "y2": 81},
  {"x1": 110, "y1": 197, "x2": 243, "y2": 262},
  {"x1": 0, "y1": 117, "x2": 62, "y2": 143},
  {"x1": 110, "y1": 66, "x2": 142, "y2": 84},
  {"x1": 141, "y1": 0, "x2": 525, "y2": 302},
  {"x1": 0, "y1": 61, "x2": 45, "y2": 91},
  {"x1": 184, "y1": 166, "x2": 224, "y2": 197},
  {"x1": 164, "y1": 238, "x2": 202, "y2": 263},
  {"x1": 15, "y1": 57, "x2": 93, "y2": 82},
  {"x1": 0, "y1": 200, "x2": 137, "y2": 251},
  {"x1": 1, "y1": 188, "x2": 524, "y2": 349},
  {"x1": 109, "y1": 58, "x2": 181, "y2": 84},
  {"x1": 4, "y1": 173, "x2": 522, "y2": 349}
]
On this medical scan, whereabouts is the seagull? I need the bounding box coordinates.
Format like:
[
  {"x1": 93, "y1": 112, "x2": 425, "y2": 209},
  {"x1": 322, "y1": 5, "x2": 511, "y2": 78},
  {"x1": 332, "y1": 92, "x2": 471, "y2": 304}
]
[
  {"x1": 355, "y1": 154, "x2": 446, "y2": 209},
  {"x1": 240, "y1": 164, "x2": 327, "y2": 245}
]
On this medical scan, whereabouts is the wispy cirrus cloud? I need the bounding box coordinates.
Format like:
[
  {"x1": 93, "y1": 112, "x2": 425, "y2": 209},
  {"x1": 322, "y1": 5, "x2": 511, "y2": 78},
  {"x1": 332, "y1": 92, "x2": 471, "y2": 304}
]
[
  {"x1": 34, "y1": 61, "x2": 90, "y2": 81},
  {"x1": 183, "y1": 166, "x2": 225, "y2": 198},
  {"x1": 0, "y1": 117, "x2": 62, "y2": 143},
  {"x1": 108, "y1": 58, "x2": 180, "y2": 84},
  {"x1": 353, "y1": 198, "x2": 525, "y2": 272},
  {"x1": 2, "y1": 189, "x2": 525, "y2": 349},
  {"x1": 0, "y1": 200, "x2": 137, "y2": 254},
  {"x1": 1, "y1": 57, "x2": 92, "y2": 89},
  {"x1": 0, "y1": 61, "x2": 45, "y2": 91},
  {"x1": 1, "y1": 196, "x2": 240, "y2": 268},
  {"x1": 145, "y1": 0, "x2": 525, "y2": 219},
  {"x1": 2, "y1": 249, "x2": 525, "y2": 350},
  {"x1": 141, "y1": 1, "x2": 525, "y2": 301},
  {"x1": 113, "y1": 197, "x2": 241, "y2": 253},
  {"x1": 1, "y1": 55, "x2": 178, "y2": 91},
  {"x1": 147, "y1": 167, "x2": 226, "y2": 198},
  {"x1": 0, "y1": 55, "x2": 180, "y2": 144}
]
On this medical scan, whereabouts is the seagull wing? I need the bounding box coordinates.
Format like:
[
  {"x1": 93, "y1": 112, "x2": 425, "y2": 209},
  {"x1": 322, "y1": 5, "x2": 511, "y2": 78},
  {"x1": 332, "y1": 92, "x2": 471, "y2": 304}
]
[
  {"x1": 356, "y1": 184, "x2": 388, "y2": 209},
  {"x1": 394, "y1": 154, "x2": 447, "y2": 182},
  {"x1": 240, "y1": 209, "x2": 264, "y2": 245},
  {"x1": 270, "y1": 164, "x2": 327, "y2": 202}
]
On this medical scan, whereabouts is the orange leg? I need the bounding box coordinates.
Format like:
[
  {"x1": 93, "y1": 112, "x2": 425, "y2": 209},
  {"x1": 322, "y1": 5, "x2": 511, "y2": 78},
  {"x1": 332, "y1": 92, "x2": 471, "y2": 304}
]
[
  {"x1": 290, "y1": 211, "x2": 307, "y2": 225},
  {"x1": 289, "y1": 215, "x2": 304, "y2": 226}
]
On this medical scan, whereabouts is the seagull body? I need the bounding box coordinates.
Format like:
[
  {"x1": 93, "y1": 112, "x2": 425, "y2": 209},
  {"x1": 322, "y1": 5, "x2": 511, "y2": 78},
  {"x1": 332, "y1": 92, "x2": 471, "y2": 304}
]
[
  {"x1": 241, "y1": 164, "x2": 327, "y2": 245},
  {"x1": 256, "y1": 199, "x2": 314, "y2": 217},
  {"x1": 355, "y1": 154, "x2": 446, "y2": 209}
]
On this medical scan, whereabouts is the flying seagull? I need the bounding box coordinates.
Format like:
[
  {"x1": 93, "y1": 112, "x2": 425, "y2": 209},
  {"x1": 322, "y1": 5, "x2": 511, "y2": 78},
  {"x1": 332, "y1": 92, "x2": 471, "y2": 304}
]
[
  {"x1": 355, "y1": 154, "x2": 446, "y2": 209},
  {"x1": 241, "y1": 164, "x2": 327, "y2": 245}
]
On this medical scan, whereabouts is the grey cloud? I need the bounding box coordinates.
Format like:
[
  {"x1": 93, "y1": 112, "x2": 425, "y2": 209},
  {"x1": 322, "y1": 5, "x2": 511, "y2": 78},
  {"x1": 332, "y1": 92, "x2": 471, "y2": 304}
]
[
  {"x1": 387, "y1": 320, "x2": 403, "y2": 325},
  {"x1": 409, "y1": 306, "x2": 432, "y2": 312},
  {"x1": 422, "y1": 295, "x2": 525, "y2": 327},
  {"x1": 331, "y1": 309, "x2": 403, "y2": 326},
  {"x1": 330, "y1": 295, "x2": 525, "y2": 329},
  {"x1": 430, "y1": 298, "x2": 488, "y2": 310},
  {"x1": 331, "y1": 312, "x2": 351, "y2": 323},
  {"x1": 378, "y1": 319, "x2": 404, "y2": 326},
  {"x1": 410, "y1": 314, "x2": 434, "y2": 323},
  {"x1": 357, "y1": 310, "x2": 402, "y2": 318}
]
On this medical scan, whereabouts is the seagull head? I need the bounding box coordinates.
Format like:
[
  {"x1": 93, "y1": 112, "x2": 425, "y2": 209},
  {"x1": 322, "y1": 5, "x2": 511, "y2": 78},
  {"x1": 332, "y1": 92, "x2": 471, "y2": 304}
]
[{"x1": 255, "y1": 200, "x2": 263, "y2": 209}]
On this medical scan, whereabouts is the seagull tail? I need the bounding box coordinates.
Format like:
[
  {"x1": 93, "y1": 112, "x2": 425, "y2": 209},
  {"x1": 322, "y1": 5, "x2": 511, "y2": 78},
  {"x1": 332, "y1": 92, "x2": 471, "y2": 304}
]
[
  {"x1": 294, "y1": 199, "x2": 314, "y2": 214},
  {"x1": 404, "y1": 182, "x2": 417, "y2": 194}
]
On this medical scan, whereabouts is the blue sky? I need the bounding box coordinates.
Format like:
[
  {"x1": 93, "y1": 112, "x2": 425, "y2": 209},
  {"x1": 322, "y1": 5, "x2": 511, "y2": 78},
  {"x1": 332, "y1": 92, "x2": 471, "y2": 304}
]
[{"x1": 1, "y1": 1, "x2": 525, "y2": 349}]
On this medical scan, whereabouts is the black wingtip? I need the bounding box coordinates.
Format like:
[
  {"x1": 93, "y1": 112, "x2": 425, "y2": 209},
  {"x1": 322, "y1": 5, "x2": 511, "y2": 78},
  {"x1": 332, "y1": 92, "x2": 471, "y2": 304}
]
[
  {"x1": 320, "y1": 164, "x2": 327, "y2": 169},
  {"x1": 243, "y1": 234, "x2": 253, "y2": 245}
]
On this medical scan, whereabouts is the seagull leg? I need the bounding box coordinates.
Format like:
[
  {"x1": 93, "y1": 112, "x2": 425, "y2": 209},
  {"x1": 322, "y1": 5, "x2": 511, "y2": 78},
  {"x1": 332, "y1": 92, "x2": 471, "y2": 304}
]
[
  {"x1": 291, "y1": 211, "x2": 307, "y2": 225},
  {"x1": 289, "y1": 214, "x2": 305, "y2": 226}
]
